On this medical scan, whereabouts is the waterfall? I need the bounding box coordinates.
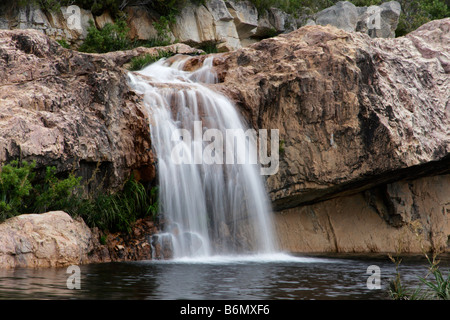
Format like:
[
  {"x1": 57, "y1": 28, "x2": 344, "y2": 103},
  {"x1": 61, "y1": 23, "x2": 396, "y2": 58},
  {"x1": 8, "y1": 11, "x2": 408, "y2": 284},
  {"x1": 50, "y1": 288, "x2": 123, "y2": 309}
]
[{"x1": 128, "y1": 55, "x2": 277, "y2": 259}]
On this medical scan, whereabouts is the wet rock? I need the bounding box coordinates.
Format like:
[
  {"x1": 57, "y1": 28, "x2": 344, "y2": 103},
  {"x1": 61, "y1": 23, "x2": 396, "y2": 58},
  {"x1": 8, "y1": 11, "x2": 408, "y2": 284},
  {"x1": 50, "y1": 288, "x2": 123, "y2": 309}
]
[
  {"x1": 210, "y1": 19, "x2": 449, "y2": 210},
  {"x1": 199, "y1": 19, "x2": 449, "y2": 253}
]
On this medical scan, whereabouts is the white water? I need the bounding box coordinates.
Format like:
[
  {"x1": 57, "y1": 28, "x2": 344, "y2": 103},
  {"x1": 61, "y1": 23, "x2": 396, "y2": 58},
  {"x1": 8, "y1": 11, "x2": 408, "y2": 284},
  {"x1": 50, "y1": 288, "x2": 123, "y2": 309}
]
[{"x1": 128, "y1": 55, "x2": 277, "y2": 259}]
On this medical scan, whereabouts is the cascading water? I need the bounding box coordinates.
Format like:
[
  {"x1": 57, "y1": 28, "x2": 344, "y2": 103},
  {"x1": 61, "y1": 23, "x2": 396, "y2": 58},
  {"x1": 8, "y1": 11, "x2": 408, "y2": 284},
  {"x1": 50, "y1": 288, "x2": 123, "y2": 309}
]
[{"x1": 128, "y1": 55, "x2": 278, "y2": 259}]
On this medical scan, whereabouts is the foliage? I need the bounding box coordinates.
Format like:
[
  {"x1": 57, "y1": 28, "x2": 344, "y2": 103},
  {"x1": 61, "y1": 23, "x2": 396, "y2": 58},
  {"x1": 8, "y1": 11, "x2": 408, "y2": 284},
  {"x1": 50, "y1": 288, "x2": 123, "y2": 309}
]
[
  {"x1": 279, "y1": 139, "x2": 285, "y2": 155},
  {"x1": 78, "y1": 19, "x2": 131, "y2": 53},
  {"x1": 419, "y1": 256, "x2": 450, "y2": 300},
  {"x1": 387, "y1": 220, "x2": 450, "y2": 300},
  {"x1": 0, "y1": 161, "x2": 159, "y2": 234},
  {"x1": 387, "y1": 253, "x2": 429, "y2": 300},
  {"x1": 395, "y1": 0, "x2": 450, "y2": 36},
  {"x1": 128, "y1": 50, "x2": 175, "y2": 71},
  {"x1": 198, "y1": 42, "x2": 218, "y2": 54},
  {"x1": 56, "y1": 38, "x2": 71, "y2": 49},
  {"x1": 16, "y1": 0, "x2": 70, "y2": 12},
  {"x1": 78, "y1": 177, "x2": 159, "y2": 233},
  {"x1": 145, "y1": 0, "x2": 205, "y2": 16},
  {"x1": 0, "y1": 160, "x2": 36, "y2": 221},
  {"x1": 152, "y1": 14, "x2": 176, "y2": 46},
  {"x1": 75, "y1": 0, "x2": 124, "y2": 16}
]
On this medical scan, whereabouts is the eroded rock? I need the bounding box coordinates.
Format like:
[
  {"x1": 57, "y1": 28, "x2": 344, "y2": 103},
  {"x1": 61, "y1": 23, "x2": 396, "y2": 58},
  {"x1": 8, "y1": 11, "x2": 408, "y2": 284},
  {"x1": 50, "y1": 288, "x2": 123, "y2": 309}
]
[
  {"x1": 0, "y1": 29, "x2": 190, "y2": 192},
  {"x1": 0, "y1": 211, "x2": 94, "y2": 268}
]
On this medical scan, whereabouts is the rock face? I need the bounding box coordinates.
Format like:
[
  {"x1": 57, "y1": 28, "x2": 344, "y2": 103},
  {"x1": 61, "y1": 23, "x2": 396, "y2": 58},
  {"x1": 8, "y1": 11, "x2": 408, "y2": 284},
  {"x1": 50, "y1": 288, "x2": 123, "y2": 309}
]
[
  {"x1": 0, "y1": 1, "x2": 95, "y2": 46},
  {"x1": 315, "y1": 1, "x2": 401, "y2": 38},
  {"x1": 0, "y1": 29, "x2": 205, "y2": 192},
  {"x1": 0, "y1": 211, "x2": 95, "y2": 268},
  {"x1": 0, "y1": 1, "x2": 401, "y2": 53},
  {"x1": 197, "y1": 18, "x2": 450, "y2": 253}
]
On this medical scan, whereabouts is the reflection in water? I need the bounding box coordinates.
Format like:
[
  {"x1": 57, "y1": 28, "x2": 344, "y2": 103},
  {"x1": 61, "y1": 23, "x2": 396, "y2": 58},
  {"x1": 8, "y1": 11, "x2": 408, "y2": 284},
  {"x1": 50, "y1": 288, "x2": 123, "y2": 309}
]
[{"x1": 0, "y1": 254, "x2": 447, "y2": 300}]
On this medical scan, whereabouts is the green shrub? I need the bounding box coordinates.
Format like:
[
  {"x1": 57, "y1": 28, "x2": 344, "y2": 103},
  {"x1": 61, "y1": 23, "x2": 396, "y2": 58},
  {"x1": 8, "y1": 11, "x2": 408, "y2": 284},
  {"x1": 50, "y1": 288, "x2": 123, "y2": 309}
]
[
  {"x1": 32, "y1": 166, "x2": 82, "y2": 214},
  {"x1": 0, "y1": 160, "x2": 159, "y2": 234},
  {"x1": 78, "y1": 177, "x2": 159, "y2": 233},
  {"x1": 152, "y1": 14, "x2": 176, "y2": 46},
  {"x1": 395, "y1": 0, "x2": 450, "y2": 36},
  {"x1": 128, "y1": 50, "x2": 175, "y2": 71},
  {"x1": 78, "y1": 19, "x2": 131, "y2": 53},
  {"x1": 0, "y1": 160, "x2": 36, "y2": 221},
  {"x1": 56, "y1": 39, "x2": 71, "y2": 49}
]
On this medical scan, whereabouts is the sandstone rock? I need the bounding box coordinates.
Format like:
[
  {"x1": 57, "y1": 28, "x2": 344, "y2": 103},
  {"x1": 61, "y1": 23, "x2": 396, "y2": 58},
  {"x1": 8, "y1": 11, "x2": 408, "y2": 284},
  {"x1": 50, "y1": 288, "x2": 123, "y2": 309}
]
[
  {"x1": 0, "y1": 29, "x2": 159, "y2": 192},
  {"x1": 124, "y1": 6, "x2": 174, "y2": 42},
  {"x1": 210, "y1": 19, "x2": 449, "y2": 209},
  {"x1": 95, "y1": 11, "x2": 114, "y2": 30},
  {"x1": 171, "y1": 4, "x2": 203, "y2": 45},
  {"x1": 0, "y1": 2, "x2": 94, "y2": 46},
  {"x1": 226, "y1": 0, "x2": 258, "y2": 39},
  {"x1": 253, "y1": 10, "x2": 276, "y2": 39},
  {"x1": 275, "y1": 174, "x2": 450, "y2": 253},
  {"x1": 171, "y1": 1, "x2": 241, "y2": 52},
  {"x1": 188, "y1": 19, "x2": 450, "y2": 253},
  {"x1": 0, "y1": 211, "x2": 95, "y2": 268},
  {"x1": 194, "y1": 4, "x2": 217, "y2": 43},
  {"x1": 204, "y1": 0, "x2": 241, "y2": 52},
  {"x1": 268, "y1": 7, "x2": 292, "y2": 33},
  {"x1": 16, "y1": 4, "x2": 49, "y2": 30},
  {"x1": 204, "y1": 0, "x2": 234, "y2": 22}
]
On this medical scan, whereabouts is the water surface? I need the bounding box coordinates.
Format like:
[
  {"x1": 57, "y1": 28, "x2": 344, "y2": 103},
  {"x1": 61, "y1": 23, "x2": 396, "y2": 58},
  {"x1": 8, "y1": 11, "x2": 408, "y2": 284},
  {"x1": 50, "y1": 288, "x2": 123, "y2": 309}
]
[{"x1": 1, "y1": 253, "x2": 447, "y2": 300}]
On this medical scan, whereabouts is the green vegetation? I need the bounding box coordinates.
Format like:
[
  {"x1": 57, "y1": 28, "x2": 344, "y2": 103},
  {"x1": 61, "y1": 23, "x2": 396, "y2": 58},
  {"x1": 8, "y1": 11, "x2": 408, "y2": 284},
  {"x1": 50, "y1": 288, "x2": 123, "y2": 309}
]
[
  {"x1": 78, "y1": 19, "x2": 131, "y2": 53},
  {"x1": 279, "y1": 139, "x2": 285, "y2": 155},
  {"x1": 0, "y1": 160, "x2": 159, "y2": 233},
  {"x1": 145, "y1": 0, "x2": 206, "y2": 16},
  {"x1": 151, "y1": 14, "x2": 176, "y2": 46},
  {"x1": 198, "y1": 42, "x2": 219, "y2": 54},
  {"x1": 77, "y1": 13, "x2": 175, "y2": 53},
  {"x1": 128, "y1": 50, "x2": 175, "y2": 71},
  {"x1": 56, "y1": 38, "x2": 71, "y2": 49},
  {"x1": 387, "y1": 221, "x2": 450, "y2": 300},
  {"x1": 395, "y1": 0, "x2": 450, "y2": 36},
  {"x1": 388, "y1": 252, "x2": 450, "y2": 300}
]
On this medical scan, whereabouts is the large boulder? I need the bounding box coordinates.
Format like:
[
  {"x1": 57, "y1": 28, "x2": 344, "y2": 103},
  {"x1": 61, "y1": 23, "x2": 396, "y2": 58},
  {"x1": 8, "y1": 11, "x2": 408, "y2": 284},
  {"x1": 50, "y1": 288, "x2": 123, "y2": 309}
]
[
  {"x1": 0, "y1": 211, "x2": 95, "y2": 268},
  {"x1": 356, "y1": 1, "x2": 402, "y2": 38},
  {"x1": 316, "y1": 1, "x2": 359, "y2": 32},
  {"x1": 315, "y1": 1, "x2": 401, "y2": 38},
  {"x1": 193, "y1": 18, "x2": 450, "y2": 252}
]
